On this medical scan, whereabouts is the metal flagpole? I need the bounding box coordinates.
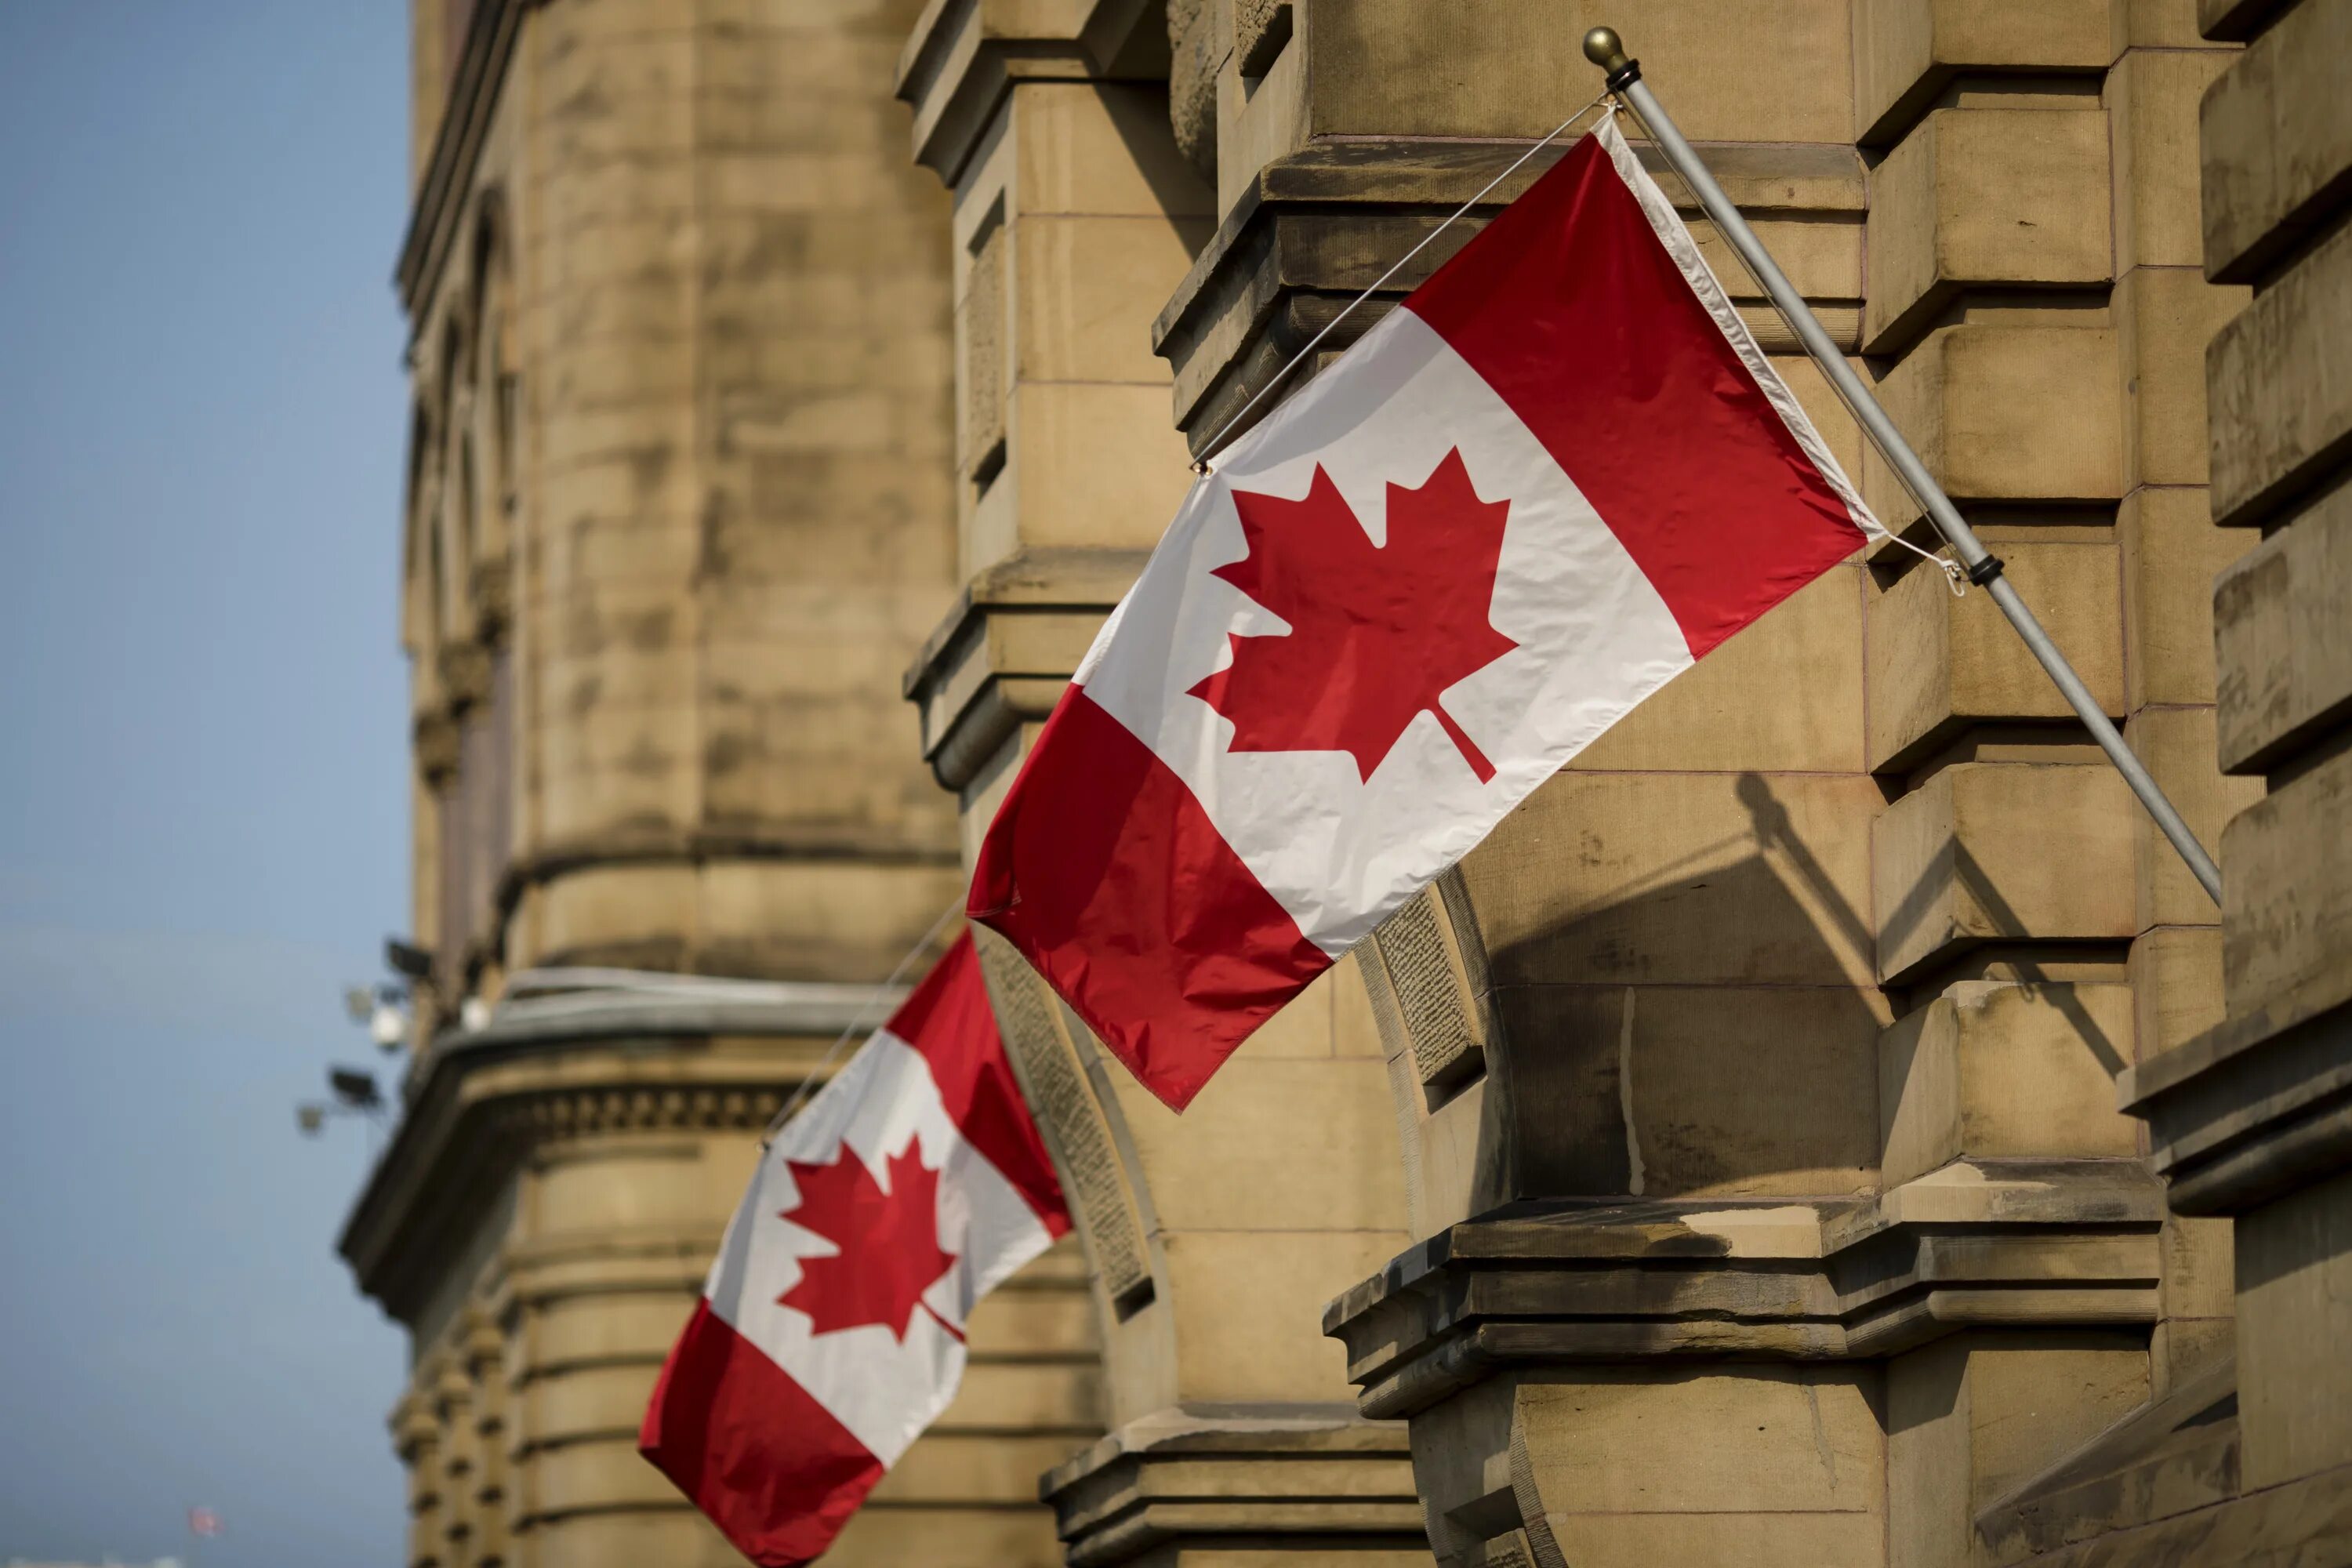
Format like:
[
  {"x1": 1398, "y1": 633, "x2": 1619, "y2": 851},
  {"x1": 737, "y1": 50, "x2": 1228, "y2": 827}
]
[{"x1": 1580, "y1": 27, "x2": 2223, "y2": 906}]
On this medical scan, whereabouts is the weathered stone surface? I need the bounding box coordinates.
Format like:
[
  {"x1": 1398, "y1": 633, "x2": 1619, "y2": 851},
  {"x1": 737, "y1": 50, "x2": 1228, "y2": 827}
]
[
  {"x1": 2220, "y1": 746, "x2": 2352, "y2": 1015},
  {"x1": 2126, "y1": 705, "x2": 2260, "y2": 933},
  {"x1": 2199, "y1": 0, "x2": 2352, "y2": 284},
  {"x1": 1973, "y1": 1350, "x2": 2240, "y2": 1563},
  {"x1": 2238, "y1": 1167, "x2": 2352, "y2": 1488},
  {"x1": 2118, "y1": 261, "x2": 2248, "y2": 490},
  {"x1": 1889, "y1": 1331, "x2": 2151, "y2": 1568},
  {"x1": 1865, "y1": 107, "x2": 2112, "y2": 353},
  {"x1": 1305, "y1": 0, "x2": 1854, "y2": 145},
  {"x1": 2201, "y1": 0, "x2": 2295, "y2": 40},
  {"x1": 2206, "y1": 214, "x2": 2352, "y2": 528},
  {"x1": 1040, "y1": 1406, "x2": 1425, "y2": 1567},
  {"x1": 1874, "y1": 762, "x2": 2140, "y2": 984},
  {"x1": 1517, "y1": 1367, "x2": 1882, "y2": 1563},
  {"x1": 1863, "y1": 326, "x2": 2124, "y2": 530},
  {"x1": 2132, "y1": 925, "x2": 2229, "y2": 1061},
  {"x1": 1154, "y1": 136, "x2": 1866, "y2": 453},
  {"x1": 2111, "y1": 42, "x2": 2238, "y2": 271},
  {"x1": 1867, "y1": 539, "x2": 2123, "y2": 772},
  {"x1": 2213, "y1": 477, "x2": 2352, "y2": 772},
  {"x1": 1324, "y1": 1160, "x2": 2165, "y2": 1422},
  {"x1": 1853, "y1": 0, "x2": 2117, "y2": 147},
  {"x1": 2122, "y1": 485, "x2": 2252, "y2": 712},
  {"x1": 1466, "y1": 768, "x2": 1881, "y2": 990},
  {"x1": 1879, "y1": 980, "x2": 2139, "y2": 1186}
]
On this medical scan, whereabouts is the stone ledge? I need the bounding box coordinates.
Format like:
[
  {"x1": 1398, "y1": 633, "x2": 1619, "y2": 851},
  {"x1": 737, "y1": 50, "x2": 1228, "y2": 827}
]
[
  {"x1": 1038, "y1": 1403, "x2": 1423, "y2": 1567},
  {"x1": 2120, "y1": 970, "x2": 2352, "y2": 1216},
  {"x1": 2198, "y1": 0, "x2": 2352, "y2": 285},
  {"x1": 1151, "y1": 137, "x2": 1865, "y2": 456},
  {"x1": 2200, "y1": 0, "x2": 2294, "y2": 43},
  {"x1": 339, "y1": 1023, "x2": 839, "y2": 1323},
  {"x1": 2000, "y1": 1452, "x2": 2352, "y2": 1566},
  {"x1": 1975, "y1": 1350, "x2": 2241, "y2": 1564},
  {"x1": 895, "y1": 0, "x2": 1128, "y2": 183},
  {"x1": 2213, "y1": 478, "x2": 2352, "y2": 775},
  {"x1": 903, "y1": 546, "x2": 1145, "y2": 789},
  {"x1": 2206, "y1": 212, "x2": 2352, "y2": 528},
  {"x1": 397, "y1": 0, "x2": 527, "y2": 323},
  {"x1": 1323, "y1": 1160, "x2": 2163, "y2": 1422}
]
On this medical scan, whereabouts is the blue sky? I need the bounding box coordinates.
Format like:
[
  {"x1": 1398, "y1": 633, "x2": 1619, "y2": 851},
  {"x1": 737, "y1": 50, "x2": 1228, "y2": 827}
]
[{"x1": 0, "y1": 4, "x2": 411, "y2": 1563}]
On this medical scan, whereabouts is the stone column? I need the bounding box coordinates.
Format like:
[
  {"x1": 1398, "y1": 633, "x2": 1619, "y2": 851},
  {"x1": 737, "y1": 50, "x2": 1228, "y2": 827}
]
[
  {"x1": 357, "y1": 2, "x2": 1101, "y2": 1563},
  {"x1": 2111, "y1": 0, "x2": 2352, "y2": 1554},
  {"x1": 896, "y1": 2, "x2": 1426, "y2": 1562},
  {"x1": 1298, "y1": 3, "x2": 2246, "y2": 1565}
]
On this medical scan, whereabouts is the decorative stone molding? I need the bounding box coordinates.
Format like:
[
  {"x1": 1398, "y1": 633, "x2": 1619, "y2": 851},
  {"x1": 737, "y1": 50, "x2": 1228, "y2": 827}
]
[
  {"x1": 904, "y1": 547, "x2": 1151, "y2": 793},
  {"x1": 1152, "y1": 139, "x2": 1865, "y2": 458},
  {"x1": 412, "y1": 706, "x2": 462, "y2": 785},
  {"x1": 339, "y1": 998, "x2": 873, "y2": 1327},
  {"x1": 2121, "y1": 970, "x2": 2352, "y2": 1217},
  {"x1": 896, "y1": 0, "x2": 1167, "y2": 183},
  {"x1": 1040, "y1": 1404, "x2": 1423, "y2": 1566},
  {"x1": 973, "y1": 927, "x2": 1160, "y2": 1316},
  {"x1": 436, "y1": 638, "x2": 492, "y2": 712},
  {"x1": 397, "y1": 0, "x2": 530, "y2": 321},
  {"x1": 1362, "y1": 873, "x2": 1497, "y2": 1105},
  {"x1": 1325, "y1": 1159, "x2": 2165, "y2": 1422}
]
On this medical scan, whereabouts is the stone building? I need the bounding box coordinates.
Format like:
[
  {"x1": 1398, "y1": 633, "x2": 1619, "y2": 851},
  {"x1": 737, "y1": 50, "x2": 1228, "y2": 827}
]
[
  {"x1": 345, "y1": 0, "x2": 2351, "y2": 1565},
  {"x1": 343, "y1": 1, "x2": 1094, "y2": 1563}
]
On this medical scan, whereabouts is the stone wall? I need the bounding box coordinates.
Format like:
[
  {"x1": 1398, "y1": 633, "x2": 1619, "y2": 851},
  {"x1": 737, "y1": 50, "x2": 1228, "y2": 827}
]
[
  {"x1": 2088, "y1": 0, "x2": 2352, "y2": 1558},
  {"x1": 899, "y1": 2, "x2": 2341, "y2": 1566},
  {"x1": 350, "y1": 2, "x2": 1098, "y2": 1564},
  {"x1": 345, "y1": 1, "x2": 2352, "y2": 1565}
]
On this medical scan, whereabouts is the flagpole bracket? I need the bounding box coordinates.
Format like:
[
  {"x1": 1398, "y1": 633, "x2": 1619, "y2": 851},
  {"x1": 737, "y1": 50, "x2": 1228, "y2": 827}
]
[
  {"x1": 1965, "y1": 553, "x2": 2007, "y2": 587},
  {"x1": 1581, "y1": 26, "x2": 1642, "y2": 91}
]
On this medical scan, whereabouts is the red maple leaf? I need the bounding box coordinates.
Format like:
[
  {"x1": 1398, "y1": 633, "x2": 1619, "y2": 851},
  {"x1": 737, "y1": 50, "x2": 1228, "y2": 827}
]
[
  {"x1": 1190, "y1": 448, "x2": 1517, "y2": 782},
  {"x1": 776, "y1": 1144, "x2": 960, "y2": 1342}
]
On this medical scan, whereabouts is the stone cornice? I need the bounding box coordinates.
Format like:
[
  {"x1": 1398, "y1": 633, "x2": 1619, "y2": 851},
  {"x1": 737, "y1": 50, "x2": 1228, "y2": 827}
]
[
  {"x1": 1323, "y1": 1159, "x2": 2164, "y2": 1422},
  {"x1": 903, "y1": 546, "x2": 1147, "y2": 789},
  {"x1": 895, "y1": 0, "x2": 1100, "y2": 184},
  {"x1": 2120, "y1": 965, "x2": 2352, "y2": 1214},
  {"x1": 1151, "y1": 137, "x2": 1866, "y2": 457},
  {"x1": 396, "y1": 0, "x2": 532, "y2": 328},
  {"x1": 339, "y1": 1007, "x2": 871, "y2": 1323},
  {"x1": 895, "y1": 0, "x2": 1169, "y2": 183},
  {"x1": 1039, "y1": 1404, "x2": 1423, "y2": 1568}
]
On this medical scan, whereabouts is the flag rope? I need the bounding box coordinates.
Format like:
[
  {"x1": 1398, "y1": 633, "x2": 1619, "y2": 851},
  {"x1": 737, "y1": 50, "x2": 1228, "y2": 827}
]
[
  {"x1": 1191, "y1": 90, "x2": 1617, "y2": 474},
  {"x1": 758, "y1": 894, "x2": 967, "y2": 1149}
]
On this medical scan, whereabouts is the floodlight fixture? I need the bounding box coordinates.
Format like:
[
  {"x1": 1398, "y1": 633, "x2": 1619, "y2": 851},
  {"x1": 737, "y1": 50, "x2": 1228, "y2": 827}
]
[
  {"x1": 329, "y1": 1067, "x2": 383, "y2": 1110},
  {"x1": 370, "y1": 998, "x2": 411, "y2": 1051}
]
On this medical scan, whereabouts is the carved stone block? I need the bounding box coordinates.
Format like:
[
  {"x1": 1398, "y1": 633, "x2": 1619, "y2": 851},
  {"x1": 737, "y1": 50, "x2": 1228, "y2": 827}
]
[
  {"x1": 1862, "y1": 326, "x2": 2124, "y2": 532},
  {"x1": 1864, "y1": 107, "x2": 2112, "y2": 354},
  {"x1": 2206, "y1": 215, "x2": 2352, "y2": 528},
  {"x1": 2199, "y1": 0, "x2": 2352, "y2": 283},
  {"x1": 1853, "y1": 0, "x2": 2115, "y2": 147},
  {"x1": 1867, "y1": 539, "x2": 2123, "y2": 773},
  {"x1": 1872, "y1": 762, "x2": 2139, "y2": 984},
  {"x1": 2214, "y1": 478, "x2": 2352, "y2": 773}
]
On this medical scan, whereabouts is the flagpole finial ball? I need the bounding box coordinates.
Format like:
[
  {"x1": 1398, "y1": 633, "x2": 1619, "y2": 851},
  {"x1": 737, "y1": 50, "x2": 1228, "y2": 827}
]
[{"x1": 1582, "y1": 27, "x2": 1628, "y2": 72}]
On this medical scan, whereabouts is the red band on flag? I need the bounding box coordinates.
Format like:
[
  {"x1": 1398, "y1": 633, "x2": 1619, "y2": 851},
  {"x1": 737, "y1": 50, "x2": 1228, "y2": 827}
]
[
  {"x1": 1404, "y1": 134, "x2": 1865, "y2": 658},
  {"x1": 970, "y1": 686, "x2": 1333, "y2": 1109},
  {"x1": 639, "y1": 1301, "x2": 884, "y2": 1568}
]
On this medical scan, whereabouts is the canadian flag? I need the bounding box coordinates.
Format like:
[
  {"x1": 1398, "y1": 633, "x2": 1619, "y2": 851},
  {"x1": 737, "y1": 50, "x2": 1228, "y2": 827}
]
[
  {"x1": 639, "y1": 933, "x2": 1069, "y2": 1566},
  {"x1": 971, "y1": 114, "x2": 1877, "y2": 1109}
]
